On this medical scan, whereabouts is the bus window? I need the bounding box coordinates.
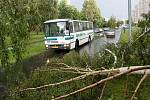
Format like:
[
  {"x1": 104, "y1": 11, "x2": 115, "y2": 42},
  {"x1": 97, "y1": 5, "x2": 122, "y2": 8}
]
[
  {"x1": 87, "y1": 22, "x2": 90, "y2": 30},
  {"x1": 74, "y1": 21, "x2": 80, "y2": 32},
  {"x1": 69, "y1": 22, "x2": 73, "y2": 33},
  {"x1": 80, "y1": 22, "x2": 83, "y2": 31},
  {"x1": 89, "y1": 23, "x2": 93, "y2": 29},
  {"x1": 45, "y1": 24, "x2": 50, "y2": 37},
  {"x1": 44, "y1": 22, "x2": 67, "y2": 36},
  {"x1": 83, "y1": 22, "x2": 86, "y2": 30}
]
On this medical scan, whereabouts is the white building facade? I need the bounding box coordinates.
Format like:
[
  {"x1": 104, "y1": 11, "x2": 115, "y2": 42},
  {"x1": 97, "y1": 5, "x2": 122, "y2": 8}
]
[{"x1": 132, "y1": 0, "x2": 150, "y2": 23}]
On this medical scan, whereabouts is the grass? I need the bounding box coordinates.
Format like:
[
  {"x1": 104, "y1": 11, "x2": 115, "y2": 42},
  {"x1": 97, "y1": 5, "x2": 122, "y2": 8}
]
[
  {"x1": 24, "y1": 41, "x2": 45, "y2": 59},
  {"x1": 29, "y1": 32, "x2": 44, "y2": 43},
  {"x1": 5, "y1": 32, "x2": 44, "y2": 45},
  {"x1": 119, "y1": 27, "x2": 141, "y2": 43},
  {"x1": 120, "y1": 29, "x2": 129, "y2": 43},
  {"x1": 7, "y1": 32, "x2": 45, "y2": 63},
  {"x1": 103, "y1": 75, "x2": 150, "y2": 100},
  {"x1": 23, "y1": 32, "x2": 45, "y2": 59}
]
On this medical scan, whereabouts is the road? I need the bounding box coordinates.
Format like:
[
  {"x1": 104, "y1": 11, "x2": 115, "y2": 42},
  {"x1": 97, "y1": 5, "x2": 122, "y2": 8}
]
[{"x1": 79, "y1": 29, "x2": 121, "y2": 56}]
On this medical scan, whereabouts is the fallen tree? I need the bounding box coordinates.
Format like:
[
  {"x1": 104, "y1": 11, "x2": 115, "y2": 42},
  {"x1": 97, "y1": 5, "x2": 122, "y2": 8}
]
[
  {"x1": 16, "y1": 65, "x2": 150, "y2": 95},
  {"x1": 54, "y1": 65, "x2": 150, "y2": 100}
]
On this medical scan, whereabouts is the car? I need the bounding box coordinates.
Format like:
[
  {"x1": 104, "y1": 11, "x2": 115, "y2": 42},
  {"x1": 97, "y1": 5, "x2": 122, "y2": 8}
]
[
  {"x1": 99, "y1": 28, "x2": 104, "y2": 32},
  {"x1": 105, "y1": 30, "x2": 115, "y2": 38},
  {"x1": 94, "y1": 28, "x2": 100, "y2": 33},
  {"x1": 115, "y1": 27, "x2": 118, "y2": 29},
  {"x1": 123, "y1": 24, "x2": 129, "y2": 29},
  {"x1": 103, "y1": 27, "x2": 110, "y2": 31}
]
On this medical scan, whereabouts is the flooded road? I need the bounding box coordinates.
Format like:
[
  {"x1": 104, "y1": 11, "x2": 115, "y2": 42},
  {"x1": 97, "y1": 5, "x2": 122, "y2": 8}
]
[{"x1": 79, "y1": 29, "x2": 121, "y2": 56}]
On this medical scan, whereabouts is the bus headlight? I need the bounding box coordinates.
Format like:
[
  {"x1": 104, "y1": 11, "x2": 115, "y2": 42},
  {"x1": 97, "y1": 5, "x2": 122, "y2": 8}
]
[
  {"x1": 64, "y1": 44, "x2": 70, "y2": 47},
  {"x1": 46, "y1": 45, "x2": 48, "y2": 48}
]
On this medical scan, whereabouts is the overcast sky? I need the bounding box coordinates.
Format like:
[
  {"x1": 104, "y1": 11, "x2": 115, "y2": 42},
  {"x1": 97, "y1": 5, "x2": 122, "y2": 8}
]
[{"x1": 70, "y1": 0, "x2": 139, "y2": 20}]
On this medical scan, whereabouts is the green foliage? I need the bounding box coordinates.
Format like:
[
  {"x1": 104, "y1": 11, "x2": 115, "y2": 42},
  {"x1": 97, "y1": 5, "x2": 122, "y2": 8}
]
[
  {"x1": 125, "y1": 20, "x2": 129, "y2": 24},
  {"x1": 0, "y1": 0, "x2": 31, "y2": 83},
  {"x1": 63, "y1": 50, "x2": 116, "y2": 69},
  {"x1": 1, "y1": 0, "x2": 150, "y2": 99},
  {"x1": 138, "y1": 11, "x2": 150, "y2": 28},
  {"x1": 82, "y1": 0, "x2": 103, "y2": 27},
  {"x1": 58, "y1": 0, "x2": 81, "y2": 20},
  {"x1": 10, "y1": 67, "x2": 99, "y2": 100},
  {"x1": 9, "y1": 46, "x2": 150, "y2": 99},
  {"x1": 28, "y1": 0, "x2": 58, "y2": 32},
  {"x1": 103, "y1": 75, "x2": 150, "y2": 100},
  {"x1": 107, "y1": 16, "x2": 117, "y2": 29},
  {"x1": 8, "y1": 26, "x2": 150, "y2": 98},
  {"x1": 117, "y1": 21, "x2": 124, "y2": 27},
  {"x1": 63, "y1": 51, "x2": 92, "y2": 68},
  {"x1": 120, "y1": 30, "x2": 129, "y2": 43},
  {"x1": 25, "y1": 42, "x2": 45, "y2": 59},
  {"x1": 119, "y1": 28, "x2": 150, "y2": 66},
  {"x1": 0, "y1": 0, "x2": 58, "y2": 84}
]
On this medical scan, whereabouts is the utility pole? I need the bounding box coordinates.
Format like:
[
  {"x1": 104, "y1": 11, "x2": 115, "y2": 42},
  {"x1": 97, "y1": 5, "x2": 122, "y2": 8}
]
[{"x1": 128, "y1": 0, "x2": 132, "y2": 42}]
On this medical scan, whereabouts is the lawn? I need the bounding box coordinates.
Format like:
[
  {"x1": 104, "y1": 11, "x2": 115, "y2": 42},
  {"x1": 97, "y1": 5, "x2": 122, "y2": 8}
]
[
  {"x1": 24, "y1": 41, "x2": 45, "y2": 59},
  {"x1": 120, "y1": 29, "x2": 129, "y2": 43},
  {"x1": 7, "y1": 32, "x2": 46, "y2": 63},
  {"x1": 29, "y1": 32, "x2": 44, "y2": 44},
  {"x1": 24, "y1": 32, "x2": 45, "y2": 58},
  {"x1": 119, "y1": 27, "x2": 141, "y2": 43}
]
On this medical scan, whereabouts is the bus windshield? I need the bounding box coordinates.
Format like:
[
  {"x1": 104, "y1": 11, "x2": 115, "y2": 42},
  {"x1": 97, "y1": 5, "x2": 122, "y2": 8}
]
[{"x1": 44, "y1": 22, "x2": 68, "y2": 37}]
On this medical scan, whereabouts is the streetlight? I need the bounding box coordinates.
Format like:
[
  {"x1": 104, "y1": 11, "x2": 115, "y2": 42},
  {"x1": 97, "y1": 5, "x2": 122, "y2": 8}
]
[{"x1": 128, "y1": 0, "x2": 132, "y2": 42}]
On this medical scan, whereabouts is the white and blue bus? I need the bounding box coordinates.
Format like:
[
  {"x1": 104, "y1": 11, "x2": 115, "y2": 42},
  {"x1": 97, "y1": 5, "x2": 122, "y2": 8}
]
[{"x1": 43, "y1": 19, "x2": 94, "y2": 50}]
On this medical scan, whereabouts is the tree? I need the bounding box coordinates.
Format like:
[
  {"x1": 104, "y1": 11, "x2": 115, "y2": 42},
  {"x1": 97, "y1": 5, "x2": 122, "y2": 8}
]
[
  {"x1": 82, "y1": 0, "x2": 102, "y2": 27},
  {"x1": 28, "y1": 0, "x2": 58, "y2": 32},
  {"x1": 107, "y1": 16, "x2": 117, "y2": 29},
  {"x1": 0, "y1": 0, "x2": 31, "y2": 83},
  {"x1": 116, "y1": 21, "x2": 124, "y2": 27},
  {"x1": 125, "y1": 20, "x2": 129, "y2": 24},
  {"x1": 138, "y1": 11, "x2": 150, "y2": 30},
  {"x1": 72, "y1": 7, "x2": 82, "y2": 20},
  {"x1": 58, "y1": 0, "x2": 81, "y2": 20},
  {"x1": 0, "y1": 0, "x2": 59, "y2": 83}
]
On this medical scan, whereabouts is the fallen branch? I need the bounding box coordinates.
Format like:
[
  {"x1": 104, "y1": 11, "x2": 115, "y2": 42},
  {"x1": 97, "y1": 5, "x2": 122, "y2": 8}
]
[
  {"x1": 35, "y1": 69, "x2": 86, "y2": 74},
  {"x1": 16, "y1": 66, "x2": 150, "y2": 94},
  {"x1": 105, "y1": 49, "x2": 117, "y2": 65},
  {"x1": 54, "y1": 66, "x2": 150, "y2": 100},
  {"x1": 119, "y1": 66, "x2": 150, "y2": 74},
  {"x1": 132, "y1": 29, "x2": 150, "y2": 44},
  {"x1": 17, "y1": 69, "x2": 119, "y2": 93},
  {"x1": 55, "y1": 63, "x2": 89, "y2": 72},
  {"x1": 130, "y1": 70, "x2": 148, "y2": 100}
]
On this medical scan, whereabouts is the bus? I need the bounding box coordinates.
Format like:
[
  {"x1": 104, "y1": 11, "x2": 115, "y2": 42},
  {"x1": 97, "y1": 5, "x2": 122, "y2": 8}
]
[{"x1": 43, "y1": 19, "x2": 94, "y2": 50}]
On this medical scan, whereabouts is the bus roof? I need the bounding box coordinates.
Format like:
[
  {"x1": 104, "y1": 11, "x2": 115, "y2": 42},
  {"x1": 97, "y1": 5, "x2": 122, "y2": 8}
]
[
  {"x1": 44, "y1": 19, "x2": 92, "y2": 24},
  {"x1": 44, "y1": 19, "x2": 70, "y2": 23},
  {"x1": 72, "y1": 20, "x2": 90, "y2": 23}
]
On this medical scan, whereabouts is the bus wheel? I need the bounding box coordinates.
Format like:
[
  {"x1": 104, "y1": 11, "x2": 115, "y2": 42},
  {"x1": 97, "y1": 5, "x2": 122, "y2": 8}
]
[
  {"x1": 88, "y1": 36, "x2": 91, "y2": 42},
  {"x1": 75, "y1": 40, "x2": 79, "y2": 50}
]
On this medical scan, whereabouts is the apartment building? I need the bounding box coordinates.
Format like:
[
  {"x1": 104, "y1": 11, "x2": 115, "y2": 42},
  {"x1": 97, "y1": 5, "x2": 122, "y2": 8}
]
[{"x1": 132, "y1": 0, "x2": 150, "y2": 23}]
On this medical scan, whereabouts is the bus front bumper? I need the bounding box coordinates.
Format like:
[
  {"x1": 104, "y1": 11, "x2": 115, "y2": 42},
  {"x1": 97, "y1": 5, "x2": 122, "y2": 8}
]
[{"x1": 46, "y1": 44, "x2": 70, "y2": 49}]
